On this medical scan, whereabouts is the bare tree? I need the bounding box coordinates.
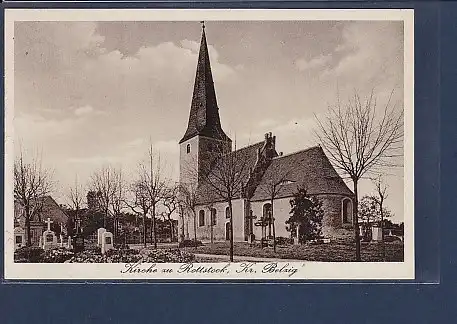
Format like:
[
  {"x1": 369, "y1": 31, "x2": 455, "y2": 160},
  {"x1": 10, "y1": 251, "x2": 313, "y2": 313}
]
[
  {"x1": 90, "y1": 165, "x2": 119, "y2": 229},
  {"x1": 178, "y1": 182, "x2": 199, "y2": 250},
  {"x1": 198, "y1": 143, "x2": 251, "y2": 262},
  {"x1": 315, "y1": 90, "x2": 403, "y2": 261},
  {"x1": 125, "y1": 167, "x2": 152, "y2": 248},
  {"x1": 14, "y1": 150, "x2": 53, "y2": 246},
  {"x1": 256, "y1": 163, "x2": 293, "y2": 252},
  {"x1": 373, "y1": 176, "x2": 388, "y2": 260},
  {"x1": 67, "y1": 176, "x2": 85, "y2": 235},
  {"x1": 111, "y1": 169, "x2": 125, "y2": 243},
  {"x1": 161, "y1": 184, "x2": 180, "y2": 243},
  {"x1": 205, "y1": 201, "x2": 216, "y2": 244},
  {"x1": 145, "y1": 144, "x2": 167, "y2": 249}
]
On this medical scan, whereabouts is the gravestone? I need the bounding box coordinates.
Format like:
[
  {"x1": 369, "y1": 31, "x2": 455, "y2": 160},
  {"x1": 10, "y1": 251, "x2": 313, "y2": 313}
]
[
  {"x1": 73, "y1": 234, "x2": 84, "y2": 253},
  {"x1": 97, "y1": 228, "x2": 107, "y2": 247},
  {"x1": 67, "y1": 235, "x2": 73, "y2": 249},
  {"x1": 14, "y1": 227, "x2": 25, "y2": 251},
  {"x1": 371, "y1": 226, "x2": 383, "y2": 241},
  {"x1": 42, "y1": 218, "x2": 58, "y2": 250},
  {"x1": 59, "y1": 223, "x2": 65, "y2": 247},
  {"x1": 101, "y1": 231, "x2": 114, "y2": 254}
]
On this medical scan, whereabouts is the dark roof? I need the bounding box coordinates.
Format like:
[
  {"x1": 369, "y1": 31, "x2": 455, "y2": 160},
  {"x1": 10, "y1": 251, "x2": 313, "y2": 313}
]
[
  {"x1": 251, "y1": 146, "x2": 353, "y2": 201},
  {"x1": 14, "y1": 196, "x2": 69, "y2": 225},
  {"x1": 179, "y1": 27, "x2": 231, "y2": 144},
  {"x1": 196, "y1": 142, "x2": 264, "y2": 204}
]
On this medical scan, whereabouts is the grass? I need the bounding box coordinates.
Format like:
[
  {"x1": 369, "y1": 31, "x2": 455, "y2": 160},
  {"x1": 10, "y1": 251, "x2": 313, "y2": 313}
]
[{"x1": 184, "y1": 241, "x2": 404, "y2": 262}]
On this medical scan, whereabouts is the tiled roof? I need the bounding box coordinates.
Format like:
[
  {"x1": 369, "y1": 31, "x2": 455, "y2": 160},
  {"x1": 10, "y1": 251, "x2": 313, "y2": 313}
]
[
  {"x1": 196, "y1": 142, "x2": 265, "y2": 204},
  {"x1": 179, "y1": 28, "x2": 230, "y2": 144},
  {"x1": 250, "y1": 146, "x2": 353, "y2": 201}
]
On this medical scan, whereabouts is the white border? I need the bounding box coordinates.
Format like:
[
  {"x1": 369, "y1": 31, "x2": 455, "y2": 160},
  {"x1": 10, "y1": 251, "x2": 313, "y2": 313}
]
[{"x1": 4, "y1": 9, "x2": 414, "y2": 280}]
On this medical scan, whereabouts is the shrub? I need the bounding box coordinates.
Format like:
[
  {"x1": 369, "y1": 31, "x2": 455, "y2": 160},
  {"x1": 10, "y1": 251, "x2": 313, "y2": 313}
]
[
  {"x1": 178, "y1": 239, "x2": 203, "y2": 248},
  {"x1": 67, "y1": 246, "x2": 196, "y2": 263},
  {"x1": 275, "y1": 237, "x2": 293, "y2": 246},
  {"x1": 143, "y1": 249, "x2": 195, "y2": 263},
  {"x1": 114, "y1": 243, "x2": 130, "y2": 250},
  {"x1": 42, "y1": 247, "x2": 74, "y2": 263},
  {"x1": 84, "y1": 245, "x2": 101, "y2": 254},
  {"x1": 14, "y1": 246, "x2": 45, "y2": 263}
]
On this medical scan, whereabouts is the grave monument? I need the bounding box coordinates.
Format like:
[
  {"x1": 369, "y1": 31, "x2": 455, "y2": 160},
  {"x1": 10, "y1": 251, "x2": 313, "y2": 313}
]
[{"x1": 42, "y1": 218, "x2": 58, "y2": 250}]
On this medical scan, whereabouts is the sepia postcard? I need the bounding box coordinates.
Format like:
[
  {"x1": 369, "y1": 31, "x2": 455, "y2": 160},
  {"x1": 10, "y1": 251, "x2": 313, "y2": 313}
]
[{"x1": 4, "y1": 9, "x2": 414, "y2": 280}]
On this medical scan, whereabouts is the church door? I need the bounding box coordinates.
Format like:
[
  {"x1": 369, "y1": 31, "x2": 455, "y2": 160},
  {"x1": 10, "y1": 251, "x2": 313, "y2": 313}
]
[{"x1": 225, "y1": 222, "x2": 230, "y2": 241}]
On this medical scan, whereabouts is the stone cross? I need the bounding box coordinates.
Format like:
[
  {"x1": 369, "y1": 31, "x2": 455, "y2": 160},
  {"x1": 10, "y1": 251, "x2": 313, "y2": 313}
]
[{"x1": 45, "y1": 217, "x2": 53, "y2": 231}]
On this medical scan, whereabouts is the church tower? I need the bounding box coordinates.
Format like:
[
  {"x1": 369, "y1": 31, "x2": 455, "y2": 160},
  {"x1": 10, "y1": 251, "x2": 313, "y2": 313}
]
[{"x1": 179, "y1": 23, "x2": 232, "y2": 186}]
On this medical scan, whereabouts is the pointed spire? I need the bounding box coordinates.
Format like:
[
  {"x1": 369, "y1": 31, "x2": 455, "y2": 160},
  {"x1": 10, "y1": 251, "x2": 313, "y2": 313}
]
[{"x1": 179, "y1": 23, "x2": 231, "y2": 144}]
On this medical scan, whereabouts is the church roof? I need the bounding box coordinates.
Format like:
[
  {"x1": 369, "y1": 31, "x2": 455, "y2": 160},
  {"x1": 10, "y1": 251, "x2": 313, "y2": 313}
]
[
  {"x1": 179, "y1": 25, "x2": 231, "y2": 144},
  {"x1": 195, "y1": 141, "x2": 265, "y2": 204},
  {"x1": 250, "y1": 146, "x2": 354, "y2": 201}
]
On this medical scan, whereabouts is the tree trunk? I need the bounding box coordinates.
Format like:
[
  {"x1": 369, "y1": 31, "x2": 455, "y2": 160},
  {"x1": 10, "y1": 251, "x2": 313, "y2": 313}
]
[
  {"x1": 104, "y1": 207, "x2": 108, "y2": 229},
  {"x1": 271, "y1": 197, "x2": 276, "y2": 253},
  {"x1": 210, "y1": 221, "x2": 214, "y2": 244},
  {"x1": 169, "y1": 219, "x2": 174, "y2": 243},
  {"x1": 210, "y1": 208, "x2": 214, "y2": 244},
  {"x1": 142, "y1": 212, "x2": 146, "y2": 248},
  {"x1": 193, "y1": 210, "x2": 197, "y2": 250},
  {"x1": 353, "y1": 178, "x2": 361, "y2": 261},
  {"x1": 180, "y1": 211, "x2": 185, "y2": 242},
  {"x1": 113, "y1": 215, "x2": 117, "y2": 244},
  {"x1": 152, "y1": 205, "x2": 157, "y2": 249},
  {"x1": 25, "y1": 208, "x2": 31, "y2": 247},
  {"x1": 228, "y1": 200, "x2": 234, "y2": 262},
  {"x1": 380, "y1": 198, "x2": 385, "y2": 261}
]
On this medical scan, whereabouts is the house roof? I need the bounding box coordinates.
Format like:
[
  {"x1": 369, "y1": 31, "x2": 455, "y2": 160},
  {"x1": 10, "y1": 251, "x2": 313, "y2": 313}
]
[
  {"x1": 250, "y1": 146, "x2": 354, "y2": 201},
  {"x1": 195, "y1": 141, "x2": 265, "y2": 204},
  {"x1": 14, "y1": 195, "x2": 69, "y2": 226},
  {"x1": 179, "y1": 26, "x2": 231, "y2": 144}
]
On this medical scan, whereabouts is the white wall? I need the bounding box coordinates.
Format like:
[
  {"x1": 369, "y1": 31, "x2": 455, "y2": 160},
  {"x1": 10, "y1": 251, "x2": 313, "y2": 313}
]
[{"x1": 250, "y1": 198, "x2": 292, "y2": 239}]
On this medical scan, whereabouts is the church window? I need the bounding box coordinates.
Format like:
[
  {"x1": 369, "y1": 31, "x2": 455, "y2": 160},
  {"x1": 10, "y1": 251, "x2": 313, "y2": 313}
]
[
  {"x1": 225, "y1": 206, "x2": 230, "y2": 219},
  {"x1": 342, "y1": 198, "x2": 353, "y2": 224},
  {"x1": 211, "y1": 208, "x2": 217, "y2": 225},
  {"x1": 199, "y1": 210, "x2": 205, "y2": 226},
  {"x1": 186, "y1": 144, "x2": 191, "y2": 154}
]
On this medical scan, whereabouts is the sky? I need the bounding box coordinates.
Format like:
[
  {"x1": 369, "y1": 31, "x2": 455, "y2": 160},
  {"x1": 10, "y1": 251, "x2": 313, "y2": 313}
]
[{"x1": 13, "y1": 20, "x2": 405, "y2": 222}]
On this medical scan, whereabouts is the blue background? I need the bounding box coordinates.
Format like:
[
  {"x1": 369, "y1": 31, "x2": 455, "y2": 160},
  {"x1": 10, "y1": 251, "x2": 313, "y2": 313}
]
[{"x1": 1, "y1": 1, "x2": 455, "y2": 322}]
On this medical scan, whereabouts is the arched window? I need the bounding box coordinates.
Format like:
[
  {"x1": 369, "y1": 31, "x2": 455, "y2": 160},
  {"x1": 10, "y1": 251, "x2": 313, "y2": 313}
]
[
  {"x1": 225, "y1": 206, "x2": 230, "y2": 219},
  {"x1": 199, "y1": 210, "x2": 205, "y2": 226},
  {"x1": 263, "y1": 203, "x2": 272, "y2": 237},
  {"x1": 342, "y1": 198, "x2": 353, "y2": 224},
  {"x1": 186, "y1": 144, "x2": 191, "y2": 154},
  {"x1": 211, "y1": 208, "x2": 217, "y2": 225}
]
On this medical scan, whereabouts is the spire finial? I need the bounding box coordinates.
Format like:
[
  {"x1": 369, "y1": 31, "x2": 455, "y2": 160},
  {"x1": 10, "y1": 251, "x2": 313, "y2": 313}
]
[{"x1": 201, "y1": 21, "x2": 205, "y2": 30}]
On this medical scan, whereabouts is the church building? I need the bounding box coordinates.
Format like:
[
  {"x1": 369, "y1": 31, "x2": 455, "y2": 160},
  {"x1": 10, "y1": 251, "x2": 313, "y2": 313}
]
[{"x1": 178, "y1": 25, "x2": 355, "y2": 242}]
